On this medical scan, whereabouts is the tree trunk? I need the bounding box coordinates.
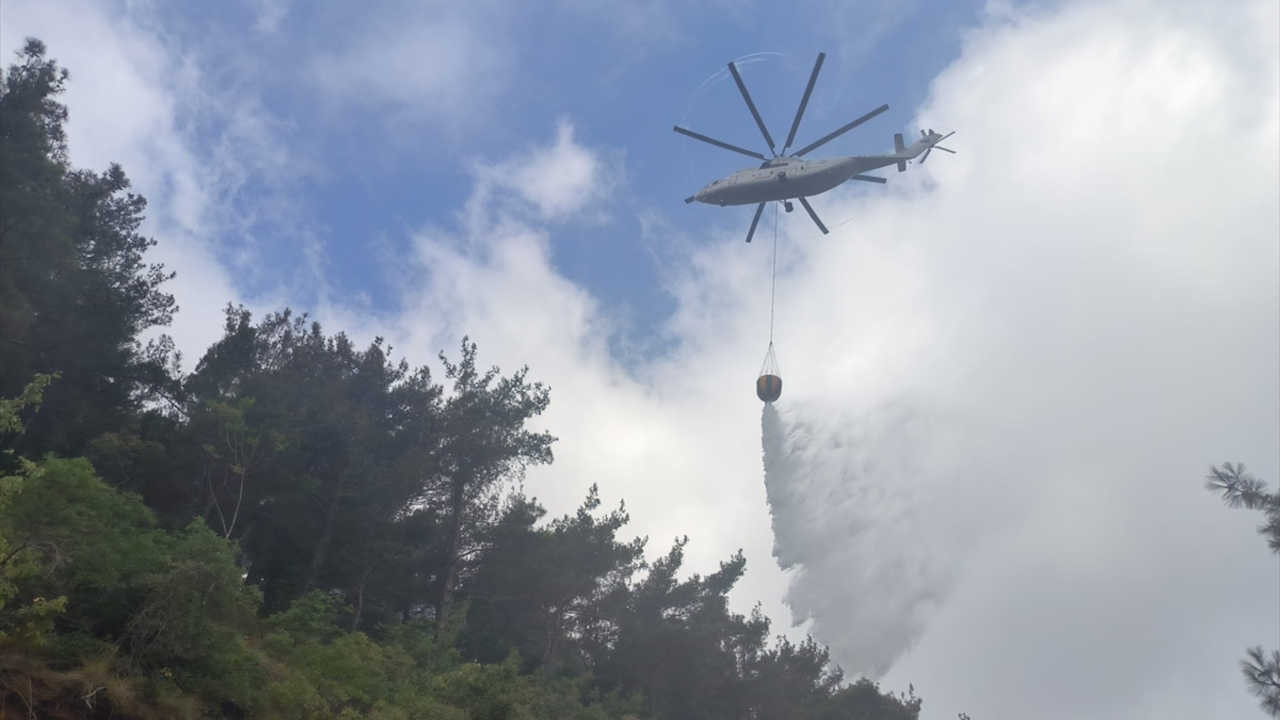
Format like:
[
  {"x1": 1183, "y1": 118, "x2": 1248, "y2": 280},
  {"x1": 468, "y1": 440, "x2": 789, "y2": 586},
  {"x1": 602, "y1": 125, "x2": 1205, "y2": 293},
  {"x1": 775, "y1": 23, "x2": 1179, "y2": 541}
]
[
  {"x1": 352, "y1": 566, "x2": 370, "y2": 632},
  {"x1": 225, "y1": 464, "x2": 247, "y2": 538},
  {"x1": 305, "y1": 483, "x2": 343, "y2": 592},
  {"x1": 541, "y1": 605, "x2": 562, "y2": 667},
  {"x1": 435, "y1": 479, "x2": 466, "y2": 632}
]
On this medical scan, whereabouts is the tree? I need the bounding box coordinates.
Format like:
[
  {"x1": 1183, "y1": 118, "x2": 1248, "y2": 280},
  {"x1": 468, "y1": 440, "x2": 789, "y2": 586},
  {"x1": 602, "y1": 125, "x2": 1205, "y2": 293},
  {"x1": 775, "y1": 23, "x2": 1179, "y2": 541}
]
[
  {"x1": 0, "y1": 38, "x2": 178, "y2": 463},
  {"x1": 424, "y1": 337, "x2": 556, "y2": 629},
  {"x1": 460, "y1": 486, "x2": 646, "y2": 671},
  {"x1": 1206, "y1": 462, "x2": 1280, "y2": 716},
  {"x1": 183, "y1": 307, "x2": 445, "y2": 618}
]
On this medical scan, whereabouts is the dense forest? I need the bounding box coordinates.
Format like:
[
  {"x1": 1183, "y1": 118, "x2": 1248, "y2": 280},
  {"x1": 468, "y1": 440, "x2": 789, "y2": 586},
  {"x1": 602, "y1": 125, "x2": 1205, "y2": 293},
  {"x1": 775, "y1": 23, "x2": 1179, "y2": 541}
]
[{"x1": 0, "y1": 40, "x2": 925, "y2": 719}]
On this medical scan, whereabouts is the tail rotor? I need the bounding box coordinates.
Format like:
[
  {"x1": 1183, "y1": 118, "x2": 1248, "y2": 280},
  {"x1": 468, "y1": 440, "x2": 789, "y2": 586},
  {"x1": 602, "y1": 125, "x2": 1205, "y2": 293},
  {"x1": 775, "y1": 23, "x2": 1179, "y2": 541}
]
[{"x1": 918, "y1": 129, "x2": 957, "y2": 164}]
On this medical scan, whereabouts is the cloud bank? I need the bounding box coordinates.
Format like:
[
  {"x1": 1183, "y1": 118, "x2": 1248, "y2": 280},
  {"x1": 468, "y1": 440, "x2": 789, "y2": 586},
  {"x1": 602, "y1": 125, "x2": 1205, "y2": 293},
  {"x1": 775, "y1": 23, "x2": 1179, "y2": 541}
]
[{"x1": 749, "y1": 1, "x2": 1279, "y2": 717}]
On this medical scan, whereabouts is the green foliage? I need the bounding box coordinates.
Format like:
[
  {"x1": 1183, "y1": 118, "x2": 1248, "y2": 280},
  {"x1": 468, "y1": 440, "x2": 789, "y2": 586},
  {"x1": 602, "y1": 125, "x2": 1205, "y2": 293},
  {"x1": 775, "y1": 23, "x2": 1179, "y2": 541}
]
[
  {"x1": 180, "y1": 307, "x2": 450, "y2": 617},
  {"x1": 426, "y1": 654, "x2": 611, "y2": 720},
  {"x1": 86, "y1": 426, "x2": 196, "y2": 527},
  {"x1": 252, "y1": 593, "x2": 620, "y2": 720},
  {"x1": 461, "y1": 486, "x2": 645, "y2": 670},
  {"x1": 0, "y1": 373, "x2": 56, "y2": 436},
  {"x1": 127, "y1": 519, "x2": 264, "y2": 703},
  {"x1": 258, "y1": 593, "x2": 447, "y2": 718},
  {"x1": 0, "y1": 453, "x2": 265, "y2": 712},
  {"x1": 0, "y1": 374, "x2": 63, "y2": 645},
  {"x1": 0, "y1": 594, "x2": 67, "y2": 649},
  {"x1": 262, "y1": 622, "x2": 407, "y2": 716},
  {"x1": 0, "y1": 455, "x2": 163, "y2": 645}
]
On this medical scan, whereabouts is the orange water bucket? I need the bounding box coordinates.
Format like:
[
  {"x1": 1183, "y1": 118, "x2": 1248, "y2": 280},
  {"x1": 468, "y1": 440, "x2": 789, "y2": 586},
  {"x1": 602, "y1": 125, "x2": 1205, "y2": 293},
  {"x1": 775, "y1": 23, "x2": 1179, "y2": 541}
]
[{"x1": 756, "y1": 373, "x2": 782, "y2": 403}]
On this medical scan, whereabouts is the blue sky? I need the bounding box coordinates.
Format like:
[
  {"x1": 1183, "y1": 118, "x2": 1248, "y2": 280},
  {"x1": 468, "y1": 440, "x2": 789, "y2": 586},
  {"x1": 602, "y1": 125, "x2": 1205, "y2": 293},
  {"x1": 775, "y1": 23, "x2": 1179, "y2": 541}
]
[
  {"x1": 115, "y1": 0, "x2": 986, "y2": 347},
  {"x1": 4, "y1": 1, "x2": 1279, "y2": 718}
]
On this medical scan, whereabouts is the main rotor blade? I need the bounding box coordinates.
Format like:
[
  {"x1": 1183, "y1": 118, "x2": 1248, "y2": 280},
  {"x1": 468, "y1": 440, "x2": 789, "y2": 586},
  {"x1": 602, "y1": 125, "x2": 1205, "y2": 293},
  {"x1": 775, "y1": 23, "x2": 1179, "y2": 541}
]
[
  {"x1": 745, "y1": 202, "x2": 766, "y2": 243},
  {"x1": 783, "y1": 52, "x2": 825, "y2": 154},
  {"x1": 793, "y1": 103, "x2": 889, "y2": 157},
  {"x1": 673, "y1": 125, "x2": 766, "y2": 161},
  {"x1": 850, "y1": 174, "x2": 886, "y2": 183},
  {"x1": 797, "y1": 196, "x2": 828, "y2": 235},
  {"x1": 728, "y1": 62, "x2": 776, "y2": 155}
]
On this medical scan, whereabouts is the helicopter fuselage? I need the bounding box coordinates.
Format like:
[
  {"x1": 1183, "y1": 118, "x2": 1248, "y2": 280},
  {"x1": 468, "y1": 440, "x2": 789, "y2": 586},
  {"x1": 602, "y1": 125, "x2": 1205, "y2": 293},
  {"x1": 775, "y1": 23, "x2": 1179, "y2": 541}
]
[
  {"x1": 674, "y1": 50, "x2": 953, "y2": 240},
  {"x1": 691, "y1": 154, "x2": 899, "y2": 207}
]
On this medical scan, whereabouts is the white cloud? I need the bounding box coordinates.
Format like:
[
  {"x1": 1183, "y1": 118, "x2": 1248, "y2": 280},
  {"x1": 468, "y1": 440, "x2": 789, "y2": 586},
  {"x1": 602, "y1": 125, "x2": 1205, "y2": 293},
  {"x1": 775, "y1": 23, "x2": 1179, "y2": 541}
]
[
  {"x1": 251, "y1": 0, "x2": 290, "y2": 34},
  {"x1": 797, "y1": 0, "x2": 1277, "y2": 715},
  {"x1": 470, "y1": 119, "x2": 619, "y2": 224},
  {"x1": 306, "y1": 6, "x2": 509, "y2": 134}
]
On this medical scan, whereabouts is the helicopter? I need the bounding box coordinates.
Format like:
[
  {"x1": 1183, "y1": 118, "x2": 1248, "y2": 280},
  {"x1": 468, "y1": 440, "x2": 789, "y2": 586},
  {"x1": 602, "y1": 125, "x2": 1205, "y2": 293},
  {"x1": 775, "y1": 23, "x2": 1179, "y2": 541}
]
[{"x1": 676, "y1": 52, "x2": 956, "y2": 242}]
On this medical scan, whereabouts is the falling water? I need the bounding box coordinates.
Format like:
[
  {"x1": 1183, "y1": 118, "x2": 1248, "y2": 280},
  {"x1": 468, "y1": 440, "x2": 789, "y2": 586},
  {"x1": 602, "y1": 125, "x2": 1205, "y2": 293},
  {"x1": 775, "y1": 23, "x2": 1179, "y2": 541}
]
[{"x1": 760, "y1": 400, "x2": 953, "y2": 677}]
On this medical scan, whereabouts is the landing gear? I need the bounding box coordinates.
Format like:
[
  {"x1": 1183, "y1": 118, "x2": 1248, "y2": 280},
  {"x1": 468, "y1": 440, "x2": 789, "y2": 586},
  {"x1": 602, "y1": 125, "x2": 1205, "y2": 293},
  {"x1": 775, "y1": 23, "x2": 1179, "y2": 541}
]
[{"x1": 783, "y1": 200, "x2": 794, "y2": 213}]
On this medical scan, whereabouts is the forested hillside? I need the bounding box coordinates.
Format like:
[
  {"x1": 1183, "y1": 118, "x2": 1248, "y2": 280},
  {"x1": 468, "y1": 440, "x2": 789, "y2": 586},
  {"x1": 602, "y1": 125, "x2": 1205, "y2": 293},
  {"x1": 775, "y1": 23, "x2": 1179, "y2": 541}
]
[{"x1": 0, "y1": 40, "x2": 923, "y2": 719}]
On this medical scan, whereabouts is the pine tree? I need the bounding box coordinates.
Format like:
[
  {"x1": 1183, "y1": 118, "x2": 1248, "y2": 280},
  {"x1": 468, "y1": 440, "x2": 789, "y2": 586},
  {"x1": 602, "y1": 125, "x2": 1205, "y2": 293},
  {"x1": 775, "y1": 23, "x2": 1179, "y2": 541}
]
[
  {"x1": 0, "y1": 38, "x2": 177, "y2": 462},
  {"x1": 1206, "y1": 462, "x2": 1280, "y2": 716}
]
